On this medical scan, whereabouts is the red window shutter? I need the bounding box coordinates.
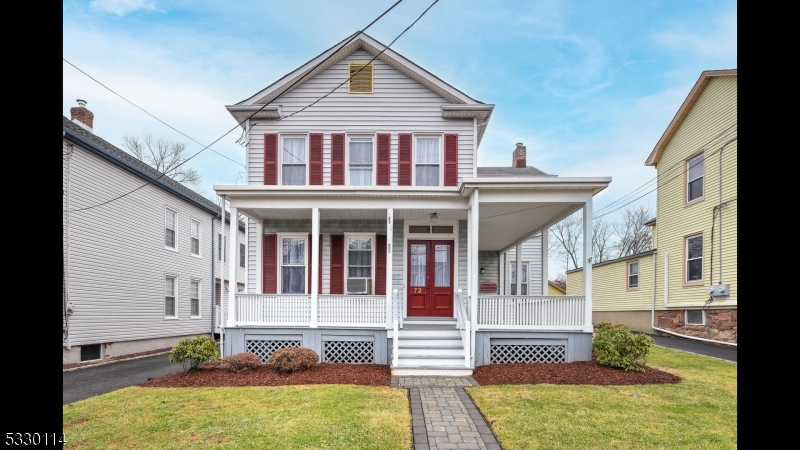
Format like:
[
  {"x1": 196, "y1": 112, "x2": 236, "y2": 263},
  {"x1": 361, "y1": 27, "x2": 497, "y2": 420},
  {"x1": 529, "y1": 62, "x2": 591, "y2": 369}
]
[
  {"x1": 307, "y1": 234, "x2": 312, "y2": 294},
  {"x1": 398, "y1": 133, "x2": 412, "y2": 186},
  {"x1": 375, "y1": 234, "x2": 387, "y2": 295},
  {"x1": 309, "y1": 133, "x2": 323, "y2": 185},
  {"x1": 444, "y1": 133, "x2": 458, "y2": 186},
  {"x1": 331, "y1": 133, "x2": 345, "y2": 185},
  {"x1": 264, "y1": 133, "x2": 278, "y2": 185},
  {"x1": 330, "y1": 234, "x2": 345, "y2": 294},
  {"x1": 377, "y1": 133, "x2": 391, "y2": 185},
  {"x1": 262, "y1": 234, "x2": 277, "y2": 294}
]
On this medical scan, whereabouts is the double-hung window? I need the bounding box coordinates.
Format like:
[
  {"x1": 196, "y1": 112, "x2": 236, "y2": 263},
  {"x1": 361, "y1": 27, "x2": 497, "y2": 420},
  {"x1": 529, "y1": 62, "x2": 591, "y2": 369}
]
[
  {"x1": 349, "y1": 137, "x2": 373, "y2": 185},
  {"x1": 239, "y1": 243, "x2": 246, "y2": 268},
  {"x1": 165, "y1": 208, "x2": 177, "y2": 249},
  {"x1": 346, "y1": 236, "x2": 373, "y2": 294},
  {"x1": 687, "y1": 154, "x2": 704, "y2": 203},
  {"x1": 282, "y1": 136, "x2": 306, "y2": 185},
  {"x1": 685, "y1": 234, "x2": 703, "y2": 283},
  {"x1": 190, "y1": 219, "x2": 200, "y2": 256},
  {"x1": 509, "y1": 262, "x2": 528, "y2": 295},
  {"x1": 165, "y1": 276, "x2": 176, "y2": 317},
  {"x1": 415, "y1": 137, "x2": 440, "y2": 186},
  {"x1": 281, "y1": 236, "x2": 306, "y2": 294},
  {"x1": 190, "y1": 280, "x2": 200, "y2": 317},
  {"x1": 627, "y1": 261, "x2": 639, "y2": 289}
]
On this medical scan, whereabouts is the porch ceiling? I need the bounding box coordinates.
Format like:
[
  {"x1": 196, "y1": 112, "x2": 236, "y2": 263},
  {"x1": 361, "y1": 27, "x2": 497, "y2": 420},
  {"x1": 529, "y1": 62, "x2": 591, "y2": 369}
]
[{"x1": 479, "y1": 202, "x2": 582, "y2": 251}]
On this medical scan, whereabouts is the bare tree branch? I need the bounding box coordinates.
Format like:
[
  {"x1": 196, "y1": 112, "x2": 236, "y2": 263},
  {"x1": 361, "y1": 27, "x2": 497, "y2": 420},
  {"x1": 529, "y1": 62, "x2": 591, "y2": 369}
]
[
  {"x1": 549, "y1": 213, "x2": 582, "y2": 271},
  {"x1": 122, "y1": 132, "x2": 201, "y2": 188},
  {"x1": 592, "y1": 217, "x2": 614, "y2": 263},
  {"x1": 613, "y1": 205, "x2": 654, "y2": 258}
]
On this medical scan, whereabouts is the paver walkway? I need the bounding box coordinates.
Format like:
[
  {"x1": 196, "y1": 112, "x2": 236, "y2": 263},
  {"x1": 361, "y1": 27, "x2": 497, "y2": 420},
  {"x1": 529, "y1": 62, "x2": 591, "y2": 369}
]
[{"x1": 392, "y1": 376, "x2": 501, "y2": 450}]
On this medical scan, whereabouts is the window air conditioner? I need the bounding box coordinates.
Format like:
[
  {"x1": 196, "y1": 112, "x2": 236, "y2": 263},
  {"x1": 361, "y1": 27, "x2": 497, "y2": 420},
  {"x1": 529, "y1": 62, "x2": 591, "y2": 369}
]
[{"x1": 346, "y1": 278, "x2": 372, "y2": 295}]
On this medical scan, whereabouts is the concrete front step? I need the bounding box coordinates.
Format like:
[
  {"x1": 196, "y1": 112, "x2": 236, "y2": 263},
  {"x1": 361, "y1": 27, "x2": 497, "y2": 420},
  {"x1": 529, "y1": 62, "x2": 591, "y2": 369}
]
[
  {"x1": 391, "y1": 366, "x2": 474, "y2": 376},
  {"x1": 397, "y1": 329, "x2": 461, "y2": 338}
]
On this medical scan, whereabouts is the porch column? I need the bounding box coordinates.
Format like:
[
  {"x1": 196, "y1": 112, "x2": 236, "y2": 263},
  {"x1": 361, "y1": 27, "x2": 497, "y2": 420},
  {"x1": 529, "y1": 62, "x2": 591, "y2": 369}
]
[
  {"x1": 227, "y1": 206, "x2": 237, "y2": 328},
  {"x1": 385, "y1": 208, "x2": 393, "y2": 328},
  {"x1": 582, "y1": 198, "x2": 593, "y2": 331},
  {"x1": 516, "y1": 243, "x2": 522, "y2": 296},
  {"x1": 470, "y1": 189, "x2": 480, "y2": 326},
  {"x1": 541, "y1": 229, "x2": 549, "y2": 295},
  {"x1": 499, "y1": 252, "x2": 505, "y2": 295},
  {"x1": 311, "y1": 207, "x2": 319, "y2": 328}
]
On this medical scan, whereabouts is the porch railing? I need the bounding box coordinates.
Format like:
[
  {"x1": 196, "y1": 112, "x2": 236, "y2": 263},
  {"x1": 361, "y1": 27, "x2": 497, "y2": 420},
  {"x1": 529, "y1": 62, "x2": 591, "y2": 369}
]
[
  {"x1": 477, "y1": 295, "x2": 586, "y2": 329},
  {"x1": 236, "y1": 295, "x2": 312, "y2": 326},
  {"x1": 318, "y1": 295, "x2": 386, "y2": 327},
  {"x1": 455, "y1": 289, "x2": 471, "y2": 367}
]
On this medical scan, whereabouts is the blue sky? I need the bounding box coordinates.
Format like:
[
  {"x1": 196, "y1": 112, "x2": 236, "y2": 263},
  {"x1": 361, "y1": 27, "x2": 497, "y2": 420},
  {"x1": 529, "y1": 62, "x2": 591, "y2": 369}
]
[{"x1": 63, "y1": 0, "x2": 737, "y2": 271}]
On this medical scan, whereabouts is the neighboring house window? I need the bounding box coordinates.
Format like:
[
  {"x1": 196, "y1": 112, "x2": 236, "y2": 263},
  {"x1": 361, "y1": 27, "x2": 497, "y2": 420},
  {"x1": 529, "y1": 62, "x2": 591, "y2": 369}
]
[
  {"x1": 224, "y1": 236, "x2": 227, "y2": 262},
  {"x1": 509, "y1": 262, "x2": 528, "y2": 295},
  {"x1": 346, "y1": 236, "x2": 373, "y2": 294},
  {"x1": 190, "y1": 280, "x2": 200, "y2": 317},
  {"x1": 686, "y1": 310, "x2": 704, "y2": 325},
  {"x1": 349, "y1": 136, "x2": 373, "y2": 185},
  {"x1": 685, "y1": 234, "x2": 703, "y2": 283},
  {"x1": 281, "y1": 236, "x2": 306, "y2": 294},
  {"x1": 165, "y1": 208, "x2": 177, "y2": 249},
  {"x1": 218, "y1": 233, "x2": 222, "y2": 261},
  {"x1": 686, "y1": 154, "x2": 704, "y2": 203},
  {"x1": 165, "y1": 276, "x2": 176, "y2": 317},
  {"x1": 627, "y1": 261, "x2": 639, "y2": 289},
  {"x1": 415, "y1": 136, "x2": 440, "y2": 186},
  {"x1": 282, "y1": 136, "x2": 306, "y2": 185},
  {"x1": 190, "y1": 219, "x2": 200, "y2": 256},
  {"x1": 239, "y1": 243, "x2": 245, "y2": 268}
]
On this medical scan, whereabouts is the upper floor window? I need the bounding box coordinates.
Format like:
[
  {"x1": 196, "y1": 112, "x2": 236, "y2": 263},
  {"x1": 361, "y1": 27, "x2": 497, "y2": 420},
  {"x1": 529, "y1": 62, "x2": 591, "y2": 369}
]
[
  {"x1": 686, "y1": 154, "x2": 704, "y2": 203},
  {"x1": 349, "y1": 137, "x2": 374, "y2": 185},
  {"x1": 415, "y1": 136, "x2": 440, "y2": 186},
  {"x1": 165, "y1": 208, "x2": 177, "y2": 250},
  {"x1": 190, "y1": 219, "x2": 200, "y2": 256},
  {"x1": 282, "y1": 136, "x2": 306, "y2": 185}
]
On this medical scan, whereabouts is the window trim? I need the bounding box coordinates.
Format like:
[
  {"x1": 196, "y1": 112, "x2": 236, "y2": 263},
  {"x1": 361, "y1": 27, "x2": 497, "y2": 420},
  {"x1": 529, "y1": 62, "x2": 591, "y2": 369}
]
[
  {"x1": 345, "y1": 133, "x2": 377, "y2": 186},
  {"x1": 626, "y1": 260, "x2": 639, "y2": 290},
  {"x1": 239, "y1": 243, "x2": 246, "y2": 268},
  {"x1": 412, "y1": 133, "x2": 444, "y2": 187},
  {"x1": 685, "y1": 152, "x2": 705, "y2": 206},
  {"x1": 190, "y1": 218, "x2": 201, "y2": 258},
  {"x1": 348, "y1": 62, "x2": 374, "y2": 94},
  {"x1": 685, "y1": 309, "x2": 705, "y2": 326},
  {"x1": 507, "y1": 261, "x2": 530, "y2": 296},
  {"x1": 683, "y1": 232, "x2": 704, "y2": 286},
  {"x1": 165, "y1": 207, "x2": 178, "y2": 252},
  {"x1": 279, "y1": 134, "x2": 310, "y2": 186},
  {"x1": 165, "y1": 275, "x2": 178, "y2": 319},
  {"x1": 190, "y1": 278, "x2": 201, "y2": 318},
  {"x1": 344, "y1": 233, "x2": 376, "y2": 295},
  {"x1": 277, "y1": 233, "x2": 309, "y2": 295}
]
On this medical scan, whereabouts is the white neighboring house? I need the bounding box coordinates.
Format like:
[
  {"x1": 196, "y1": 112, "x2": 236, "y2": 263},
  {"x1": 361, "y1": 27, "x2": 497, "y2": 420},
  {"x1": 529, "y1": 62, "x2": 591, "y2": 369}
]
[
  {"x1": 214, "y1": 32, "x2": 610, "y2": 375},
  {"x1": 62, "y1": 103, "x2": 245, "y2": 365}
]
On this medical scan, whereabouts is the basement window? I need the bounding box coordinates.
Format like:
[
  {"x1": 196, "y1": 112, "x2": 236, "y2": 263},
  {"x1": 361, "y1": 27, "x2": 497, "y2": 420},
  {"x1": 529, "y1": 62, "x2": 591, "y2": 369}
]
[
  {"x1": 80, "y1": 344, "x2": 102, "y2": 361},
  {"x1": 686, "y1": 310, "x2": 705, "y2": 325}
]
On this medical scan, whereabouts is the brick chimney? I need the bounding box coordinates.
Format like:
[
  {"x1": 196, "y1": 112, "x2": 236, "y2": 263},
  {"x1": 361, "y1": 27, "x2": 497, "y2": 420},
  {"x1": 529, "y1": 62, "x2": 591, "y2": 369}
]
[
  {"x1": 512, "y1": 142, "x2": 526, "y2": 168},
  {"x1": 70, "y1": 99, "x2": 94, "y2": 133}
]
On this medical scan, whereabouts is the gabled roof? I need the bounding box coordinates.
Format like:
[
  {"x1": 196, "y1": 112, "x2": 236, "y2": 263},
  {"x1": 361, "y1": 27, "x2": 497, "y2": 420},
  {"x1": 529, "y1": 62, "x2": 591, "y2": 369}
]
[
  {"x1": 477, "y1": 166, "x2": 554, "y2": 177},
  {"x1": 645, "y1": 69, "x2": 737, "y2": 166},
  {"x1": 226, "y1": 32, "x2": 494, "y2": 144},
  {"x1": 548, "y1": 280, "x2": 566, "y2": 294},
  {"x1": 63, "y1": 116, "x2": 244, "y2": 230}
]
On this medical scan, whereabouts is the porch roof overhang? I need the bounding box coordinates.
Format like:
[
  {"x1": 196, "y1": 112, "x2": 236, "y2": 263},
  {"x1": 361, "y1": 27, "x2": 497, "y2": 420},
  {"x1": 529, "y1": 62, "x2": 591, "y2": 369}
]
[{"x1": 215, "y1": 175, "x2": 610, "y2": 252}]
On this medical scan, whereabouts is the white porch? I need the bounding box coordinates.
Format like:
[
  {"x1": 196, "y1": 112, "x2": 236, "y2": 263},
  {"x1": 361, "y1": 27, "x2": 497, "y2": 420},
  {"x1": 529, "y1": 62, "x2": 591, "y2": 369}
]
[{"x1": 214, "y1": 178, "x2": 608, "y2": 372}]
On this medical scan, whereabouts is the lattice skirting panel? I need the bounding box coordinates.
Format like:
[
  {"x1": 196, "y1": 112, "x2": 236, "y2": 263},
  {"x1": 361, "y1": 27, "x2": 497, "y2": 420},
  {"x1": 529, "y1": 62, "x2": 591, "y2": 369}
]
[
  {"x1": 490, "y1": 344, "x2": 566, "y2": 364},
  {"x1": 323, "y1": 341, "x2": 374, "y2": 364},
  {"x1": 246, "y1": 340, "x2": 302, "y2": 363}
]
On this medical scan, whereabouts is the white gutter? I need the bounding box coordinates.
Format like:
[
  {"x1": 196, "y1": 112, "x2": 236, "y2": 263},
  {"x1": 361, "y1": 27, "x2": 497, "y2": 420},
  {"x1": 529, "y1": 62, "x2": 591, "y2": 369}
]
[{"x1": 651, "y1": 251, "x2": 737, "y2": 347}]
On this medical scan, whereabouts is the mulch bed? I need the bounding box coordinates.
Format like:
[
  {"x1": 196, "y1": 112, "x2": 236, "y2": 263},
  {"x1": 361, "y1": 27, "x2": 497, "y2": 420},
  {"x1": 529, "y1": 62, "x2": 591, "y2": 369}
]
[
  {"x1": 472, "y1": 361, "x2": 681, "y2": 386},
  {"x1": 140, "y1": 363, "x2": 392, "y2": 388}
]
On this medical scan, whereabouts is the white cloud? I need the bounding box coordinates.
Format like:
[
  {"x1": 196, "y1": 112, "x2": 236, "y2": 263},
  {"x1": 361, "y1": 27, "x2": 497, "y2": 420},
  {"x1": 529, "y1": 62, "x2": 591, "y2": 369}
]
[
  {"x1": 653, "y1": 8, "x2": 737, "y2": 60},
  {"x1": 90, "y1": 0, "x2": 157, "y2": 16}
]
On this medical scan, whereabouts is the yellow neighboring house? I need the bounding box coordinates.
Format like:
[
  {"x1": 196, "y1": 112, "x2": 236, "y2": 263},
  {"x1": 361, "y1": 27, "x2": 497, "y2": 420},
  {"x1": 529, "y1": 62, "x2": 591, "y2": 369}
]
[
  {"x1": 548, "y1": 280, "x2": 566, "y2": 296},
  {"x1": 567, "y1": 69, "x2": 737, "y2": 344}
]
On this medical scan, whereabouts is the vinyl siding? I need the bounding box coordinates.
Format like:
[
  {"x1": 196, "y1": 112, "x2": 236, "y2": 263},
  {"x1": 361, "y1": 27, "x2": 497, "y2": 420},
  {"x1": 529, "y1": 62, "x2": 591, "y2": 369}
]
[
  {"x1": 64, "y1": 140, "x2": 214, "y2": 347},
  {"x1": 246, "y1": 49, "x2": 474, "y2": 186},
  {"x1": 566, "y1": 254, "x2": 654, "y2": 311},
  {"x1": 504, "y1": 234, "x2": 543, "y2": 294}
]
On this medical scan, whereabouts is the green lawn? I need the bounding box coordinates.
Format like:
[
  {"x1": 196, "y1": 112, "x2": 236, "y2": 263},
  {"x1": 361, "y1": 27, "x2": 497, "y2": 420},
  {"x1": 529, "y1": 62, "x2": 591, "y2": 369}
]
[
  {"x1": 467, "y1": 346, "x2": 737, "y2": 450},
  {"x1": 63, "y1": 385, "x2": 411, "y2": 449}
]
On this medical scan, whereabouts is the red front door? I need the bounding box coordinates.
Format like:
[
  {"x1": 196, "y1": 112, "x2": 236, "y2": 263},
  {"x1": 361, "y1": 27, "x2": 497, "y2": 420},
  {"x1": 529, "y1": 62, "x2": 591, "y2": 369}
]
[{"x1": 407, "y1": 240, "x2": 454, "y2": 317}]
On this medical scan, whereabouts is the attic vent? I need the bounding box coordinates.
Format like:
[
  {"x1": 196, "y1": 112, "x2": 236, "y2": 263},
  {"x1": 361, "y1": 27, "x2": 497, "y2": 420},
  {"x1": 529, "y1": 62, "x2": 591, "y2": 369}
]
[{"x1": 348, "y1": 63, "x2": 374, "y2": 93}]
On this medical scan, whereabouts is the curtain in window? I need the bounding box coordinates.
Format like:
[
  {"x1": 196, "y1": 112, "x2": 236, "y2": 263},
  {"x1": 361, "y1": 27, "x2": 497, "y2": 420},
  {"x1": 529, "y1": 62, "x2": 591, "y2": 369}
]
[
  {"x1": 282, "y1": 238, "x2": 306, "y2": 293},
  {"x1": 283, "y1": 138, "x2": 306, "y2": 185},
  {"x1": 348, "y1": 238, "x2": 372, "y2": 277},
  {"x1": 410, "y1": 244, "x2": 426, "y2": 286},
  {"x1": 434, "y1": 244, "x2": 450, "y2": 287},
  {"x1": 416, "y1": 138, "x2": 439, "y2": 186},
  {"x1": 349, "y1": 138, "x2": 373, "y2": 185}
]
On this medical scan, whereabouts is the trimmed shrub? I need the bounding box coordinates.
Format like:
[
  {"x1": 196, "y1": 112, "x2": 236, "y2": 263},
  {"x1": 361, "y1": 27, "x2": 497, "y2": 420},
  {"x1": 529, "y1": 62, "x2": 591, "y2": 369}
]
[
  {"x1": 269, "y1": 347, "x2": 319, "y2": 373},
  {"x1": 224, "y1": 352, "x2": 262, "y2": 372},
  {"x1": 169, "y1": 336, "x2": 219, "y2": 372},
  {"x1": 592, "y1": 322, "x2": 653, "y2": 372}
]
